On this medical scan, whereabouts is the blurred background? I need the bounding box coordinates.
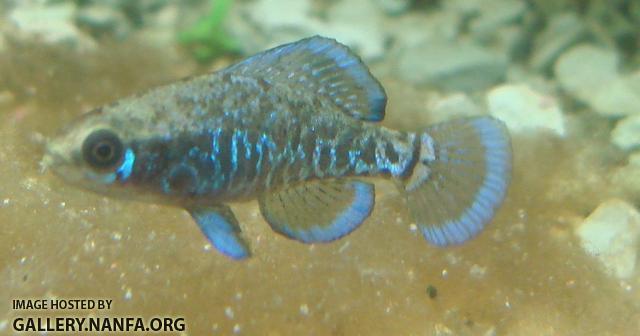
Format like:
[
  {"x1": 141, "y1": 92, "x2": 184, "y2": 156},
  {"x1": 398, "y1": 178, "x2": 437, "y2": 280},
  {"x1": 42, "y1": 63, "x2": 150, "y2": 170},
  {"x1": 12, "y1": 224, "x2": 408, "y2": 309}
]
[{"x1": 0, "y1": 0, "x2": 639, "y2": 334}]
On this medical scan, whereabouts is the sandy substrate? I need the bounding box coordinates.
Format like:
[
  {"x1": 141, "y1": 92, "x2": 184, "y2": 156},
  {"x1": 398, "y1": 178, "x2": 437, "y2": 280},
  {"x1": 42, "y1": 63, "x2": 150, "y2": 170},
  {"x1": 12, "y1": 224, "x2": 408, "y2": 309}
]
[{"x1": 1, "y1": 42, "x2": 639, "y2": 336}]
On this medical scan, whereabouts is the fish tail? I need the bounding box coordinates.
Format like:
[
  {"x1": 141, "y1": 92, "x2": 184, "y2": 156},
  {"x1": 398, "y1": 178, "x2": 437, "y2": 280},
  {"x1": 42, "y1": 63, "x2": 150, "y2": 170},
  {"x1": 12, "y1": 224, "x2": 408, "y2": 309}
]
[{"x1": 401, "y1": 116, "x2": 512, "y2": 246}]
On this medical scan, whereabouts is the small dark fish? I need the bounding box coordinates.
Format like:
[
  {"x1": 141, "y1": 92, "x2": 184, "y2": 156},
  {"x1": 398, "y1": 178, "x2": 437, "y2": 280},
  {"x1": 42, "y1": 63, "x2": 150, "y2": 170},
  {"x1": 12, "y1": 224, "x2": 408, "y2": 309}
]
[{"x1": 43, "y1": 36, "x2": 512, "y2": 260}]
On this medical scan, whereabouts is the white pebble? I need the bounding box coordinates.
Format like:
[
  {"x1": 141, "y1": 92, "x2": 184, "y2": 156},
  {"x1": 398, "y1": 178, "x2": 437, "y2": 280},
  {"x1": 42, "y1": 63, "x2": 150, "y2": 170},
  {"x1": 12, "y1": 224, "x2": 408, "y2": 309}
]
[
  {"x1": 555, "y1": 45, "x2": 640, "y2": 117},
  {"x1": 575, "y1": 199, "x2": 640, "y2": 279},
  {"x1": 611, "y1": 115, "x2": 640, "y2": 151},
  {"x1": 487, "y1": 84, "x2": 566, "y2": 137},
  {"x1": 445, "y1": 253, "x2": 460, "y2": 265},
  {"x1": 299, "y1": 304, "x2": 309, "y2": 316},
  {"x1": 225, "y1": 306, "x2": 235, "y2": 319},
  {"x1": 428, "y1": 93, "x2": 481, "y2": 123},
  {"x1": 469, "y1": 264, "x2": 487, "y2": 279},
  {"x1": 619, "y1": 281, "x2": 632, "y2": 292},
  {"x1": 338, "y1": 241, "x2": 350, "y2": 253}
]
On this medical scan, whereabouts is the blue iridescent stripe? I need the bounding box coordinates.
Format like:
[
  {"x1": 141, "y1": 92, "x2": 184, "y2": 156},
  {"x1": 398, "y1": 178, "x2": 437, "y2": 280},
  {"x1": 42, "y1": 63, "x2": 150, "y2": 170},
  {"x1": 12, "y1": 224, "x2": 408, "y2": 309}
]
[{"x1": 116, "y1": 149, "x2": 135, "y2": 181}]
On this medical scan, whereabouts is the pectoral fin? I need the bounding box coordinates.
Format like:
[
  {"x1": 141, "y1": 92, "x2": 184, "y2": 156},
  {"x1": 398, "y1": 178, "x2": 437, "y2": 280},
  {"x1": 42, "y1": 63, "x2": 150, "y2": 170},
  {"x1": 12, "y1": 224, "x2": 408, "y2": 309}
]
[
  {"x1": 259, "y1": 179, "x2": 375, "y2": 243},
  {"x1": 187, "y1": 205, "x2": 251, "y2": 260}
]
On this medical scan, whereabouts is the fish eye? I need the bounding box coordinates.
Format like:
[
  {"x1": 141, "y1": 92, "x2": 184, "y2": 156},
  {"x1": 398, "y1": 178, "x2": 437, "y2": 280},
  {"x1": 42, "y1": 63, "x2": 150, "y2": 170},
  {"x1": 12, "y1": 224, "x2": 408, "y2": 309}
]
[{"x1": 82, "y1": 129, "x2": 124, "y2": 169}]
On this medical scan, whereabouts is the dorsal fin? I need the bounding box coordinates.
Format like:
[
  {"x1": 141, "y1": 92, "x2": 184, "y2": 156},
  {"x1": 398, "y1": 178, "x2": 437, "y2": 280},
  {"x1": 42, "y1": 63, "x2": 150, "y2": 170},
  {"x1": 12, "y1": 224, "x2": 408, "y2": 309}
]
[
  {"x1": 258, "y1": 179, "x2": 375, "y2": 243},
  {"x1": 225, "y1": 36, "x2": 387, "y2": 122}
]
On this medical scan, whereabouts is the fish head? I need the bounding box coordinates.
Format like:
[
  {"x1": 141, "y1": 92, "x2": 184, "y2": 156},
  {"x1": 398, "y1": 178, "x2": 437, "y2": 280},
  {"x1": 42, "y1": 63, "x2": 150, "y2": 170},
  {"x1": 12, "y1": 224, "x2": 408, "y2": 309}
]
[{"x1": 43, "y1": 106, "x2": 141, "y2": 198}]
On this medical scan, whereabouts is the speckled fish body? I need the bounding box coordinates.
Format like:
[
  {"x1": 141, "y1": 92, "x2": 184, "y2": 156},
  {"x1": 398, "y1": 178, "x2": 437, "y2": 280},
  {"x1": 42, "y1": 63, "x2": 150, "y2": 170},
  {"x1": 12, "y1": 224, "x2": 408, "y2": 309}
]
[
  {"x1": 105, "y1": 71, "x2": 413, "y2": 202},
  {"x1": 45, "y1": 36, "x2": 512, "y2": 260}
]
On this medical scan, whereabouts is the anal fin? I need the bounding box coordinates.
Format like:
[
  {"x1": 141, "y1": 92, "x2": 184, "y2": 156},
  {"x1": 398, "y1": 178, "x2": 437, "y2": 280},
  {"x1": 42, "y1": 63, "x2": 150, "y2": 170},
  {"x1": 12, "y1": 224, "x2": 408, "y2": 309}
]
[
  {"x1": 259, "y1": 179, "x2": 375, "y2": 243},
  {"x1": 187, "y1": 205, "x2": 251, "y2": 260}
]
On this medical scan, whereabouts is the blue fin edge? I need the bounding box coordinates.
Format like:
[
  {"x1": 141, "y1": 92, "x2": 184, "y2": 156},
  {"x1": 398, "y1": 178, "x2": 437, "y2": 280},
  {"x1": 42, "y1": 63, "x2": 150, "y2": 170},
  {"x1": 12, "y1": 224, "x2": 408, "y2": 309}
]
[
  {"x1": 280, "y1": 181, "x2": 375, "y2": 243},
  {"x1": 230, "y1": 36, "x2": 386, "y2": 121},
  {"x1": 303, "y1": 36, "x2": 386, "y2": 120},
  {"x1": 422, "y1": 117, "x2": 511, "y2": 246},
  {"x1": 189, "y1": 207, "x2": 251, "y2": 260}
]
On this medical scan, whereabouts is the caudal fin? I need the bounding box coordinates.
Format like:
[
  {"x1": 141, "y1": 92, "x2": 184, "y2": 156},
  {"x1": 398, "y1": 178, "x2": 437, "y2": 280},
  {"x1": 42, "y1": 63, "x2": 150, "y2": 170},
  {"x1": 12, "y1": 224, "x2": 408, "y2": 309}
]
[{"x1": 402, "y1": 116, "x2": 512, "y2": 246}]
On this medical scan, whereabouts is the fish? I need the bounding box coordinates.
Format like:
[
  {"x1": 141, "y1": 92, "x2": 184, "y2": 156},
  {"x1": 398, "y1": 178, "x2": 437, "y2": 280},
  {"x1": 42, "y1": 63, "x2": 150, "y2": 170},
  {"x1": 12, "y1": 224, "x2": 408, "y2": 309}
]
[{"x1": 43, "y1": 36, "x2": 512, "y2": 260}]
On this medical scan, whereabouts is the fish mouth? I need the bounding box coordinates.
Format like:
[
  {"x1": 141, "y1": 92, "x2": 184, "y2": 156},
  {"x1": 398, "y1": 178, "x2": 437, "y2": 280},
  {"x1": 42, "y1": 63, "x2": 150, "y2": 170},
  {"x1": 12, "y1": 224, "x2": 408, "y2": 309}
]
[
  {"x1": 39, "y1": 153, "x2": 57, "y2": 174},
  {"x1": 40, "y1": 142, "x2": 66, "y2": 174}
]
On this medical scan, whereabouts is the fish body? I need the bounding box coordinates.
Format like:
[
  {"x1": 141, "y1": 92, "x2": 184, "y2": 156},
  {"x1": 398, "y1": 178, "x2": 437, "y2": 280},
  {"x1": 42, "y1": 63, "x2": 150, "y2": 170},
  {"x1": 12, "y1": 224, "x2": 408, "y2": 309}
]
[
  {"x1": 100, "y1": 73, "x2": 413, "y2": 202},
  {"x1": 45, "y1": 36, "x2": 512, "y2": 259}
]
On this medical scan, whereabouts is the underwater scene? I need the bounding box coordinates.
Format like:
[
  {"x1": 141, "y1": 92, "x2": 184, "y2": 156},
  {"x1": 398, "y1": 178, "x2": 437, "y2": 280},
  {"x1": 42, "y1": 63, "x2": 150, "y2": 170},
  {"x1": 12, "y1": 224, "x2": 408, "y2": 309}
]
[{"x1": 1, "y1": 0, "x2": 640, "y2": 335}]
